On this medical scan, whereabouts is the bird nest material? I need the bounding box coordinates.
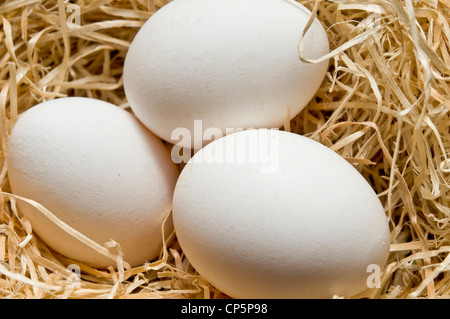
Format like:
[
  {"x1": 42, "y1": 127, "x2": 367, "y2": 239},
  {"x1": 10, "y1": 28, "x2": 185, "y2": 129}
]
[{"x1": 0, "y1": 0, "x2": 449, "y2": 299}]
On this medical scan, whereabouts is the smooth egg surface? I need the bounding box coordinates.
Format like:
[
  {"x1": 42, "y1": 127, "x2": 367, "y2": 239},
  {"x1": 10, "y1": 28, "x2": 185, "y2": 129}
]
[
  {"x1": 7, "y1": 97, "x2": 179, "y2": 268},
  {"x1": 172, "y1": 129, "x2": 391, "y2": 298},
  {"x1": 124, "y1": 0, "x2": 330, "y2": 149}
]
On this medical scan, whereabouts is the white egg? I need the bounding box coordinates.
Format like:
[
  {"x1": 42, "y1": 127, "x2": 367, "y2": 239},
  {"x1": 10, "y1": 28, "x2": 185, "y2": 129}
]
[
  {"x1": 172, "y1": 129, "x2": 391, "y2": 299},
  {"x1": 7, "y1": 97, "x2": 179, "y2": 268},
  {"x1": 123, "y1": 0, "x2": 329, "y2": 149}
]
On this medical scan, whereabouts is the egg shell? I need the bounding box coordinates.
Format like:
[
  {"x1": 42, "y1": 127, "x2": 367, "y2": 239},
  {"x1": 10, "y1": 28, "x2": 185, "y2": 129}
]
[
  {"x1": 7, "y1": 97, "x2": 179, "y2": 268},
  {"x1": 123, "y1": 0, "x2": 329, "y2": 149},
  {"x1": 172, "y1": 129, "x2": 391, "y2": 299}
]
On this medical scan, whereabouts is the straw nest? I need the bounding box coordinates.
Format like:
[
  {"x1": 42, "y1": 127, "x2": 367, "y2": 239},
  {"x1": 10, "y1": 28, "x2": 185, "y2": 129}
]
[{"x1": 0, "y1": 0, "x2": 449, "y2": 299}]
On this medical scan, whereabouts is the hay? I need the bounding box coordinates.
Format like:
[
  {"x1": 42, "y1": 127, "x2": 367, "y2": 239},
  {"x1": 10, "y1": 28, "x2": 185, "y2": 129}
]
[{"x1": 0, "y1": 0, "x2": 449, "y2": 299}]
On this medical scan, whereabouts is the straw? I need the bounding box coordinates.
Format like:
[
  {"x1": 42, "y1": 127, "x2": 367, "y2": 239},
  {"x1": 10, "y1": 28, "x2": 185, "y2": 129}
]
[{"x1": 1, "y1": 0, "x2": 449, "y2": 298}]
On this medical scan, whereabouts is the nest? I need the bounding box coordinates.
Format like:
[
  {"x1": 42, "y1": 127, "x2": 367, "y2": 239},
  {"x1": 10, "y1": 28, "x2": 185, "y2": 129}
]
[{"x1": 0, "y1": 0, "x2": 449, "y2": 299}]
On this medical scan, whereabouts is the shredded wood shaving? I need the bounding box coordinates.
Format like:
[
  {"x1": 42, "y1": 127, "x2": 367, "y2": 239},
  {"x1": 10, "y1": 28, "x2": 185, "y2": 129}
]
[{"x1": 0, "y1": 0, "x2": 449, "y2": 299}]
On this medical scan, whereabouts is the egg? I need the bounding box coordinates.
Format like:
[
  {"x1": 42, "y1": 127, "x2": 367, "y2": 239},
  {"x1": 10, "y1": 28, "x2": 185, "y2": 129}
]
[
  {"x1": 7, "y1": 97, "x2": 179, "y2": 268},
  {"x1": 123, "y1": 0, "x2": 329, "y2": 149},
  {"x1": 172, "y1": 129, "x2": 391, "y2": 299}
]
